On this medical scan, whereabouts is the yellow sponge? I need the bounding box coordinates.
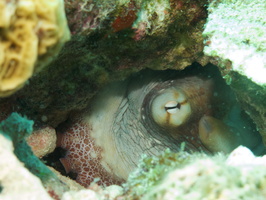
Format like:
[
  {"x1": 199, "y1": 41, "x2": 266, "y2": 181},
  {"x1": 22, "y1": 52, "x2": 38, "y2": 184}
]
[{"x1": 0, "y1": 0, "x2": 70, "y2": 97}]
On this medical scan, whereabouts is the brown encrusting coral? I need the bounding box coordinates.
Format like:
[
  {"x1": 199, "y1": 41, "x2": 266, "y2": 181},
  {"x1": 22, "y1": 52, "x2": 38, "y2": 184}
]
[{"x1": 0, "y1": 0, "x2": 70, "y2": 97}]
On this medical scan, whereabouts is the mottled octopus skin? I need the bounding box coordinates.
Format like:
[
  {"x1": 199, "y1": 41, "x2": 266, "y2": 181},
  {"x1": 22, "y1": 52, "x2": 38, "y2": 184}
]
[
  {"x1": 57, "y1": 69, "x2": 219, "y2": 187},
  {"x1": 57, "y1": 121, "x2": 123, "y2": 186}
]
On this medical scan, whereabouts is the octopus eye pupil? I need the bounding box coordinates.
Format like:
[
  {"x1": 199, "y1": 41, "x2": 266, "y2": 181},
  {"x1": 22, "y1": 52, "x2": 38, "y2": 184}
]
[
  {"x1": 165, "y1": 101, "x2": 181, "y2": 113},
  {"x1": 165, "y1": 105, "x2": 180, "y2": 110}
]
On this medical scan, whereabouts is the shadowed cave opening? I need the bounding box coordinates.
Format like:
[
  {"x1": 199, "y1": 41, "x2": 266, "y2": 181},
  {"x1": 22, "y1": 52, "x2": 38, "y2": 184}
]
[{"x1": 43, "y1": 62, "x2": 265, "y2": 185}]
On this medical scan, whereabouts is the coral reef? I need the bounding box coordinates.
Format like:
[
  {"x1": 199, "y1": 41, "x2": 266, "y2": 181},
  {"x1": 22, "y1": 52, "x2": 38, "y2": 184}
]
[
  {"x1": 0, "y1": 113, "x2": 51, "y2": 179},
  {"x1": 0, "y1": 133, "x2": 53, "y2": 200},
  {"x1": 0, "y1": 0, "x2": 265, "y2": 199},
  {"x1": 0, "y1": 113, "x2": 69, "y2": 198},
  {"x1": 0, "y1": 112, "x2": 264, "y2": 199},
  {"x1": 0, "y1": 0, "x2": 70, "y2": 97},
  {"x1": 126, "y1": 147, "x2": 266, "y2": 200},
  {"x1": 1, "y1": 0, "x2": 209, "y2": 126},
  {"x1": 61, "y1": 185, "x2": 123, "y2": 200},
  {"x1": 64, "y1": 0, "x2": 205, "y2": 37},
  {"x1": 27, "y1": 125, "x2": 57, "y2": 158},
  {"x1": 0, "y1": 112, "x2": 122, "y2": 199},
  {"x1": 2, "y1": 123, "x2": 266, "y2": 200},
  {"x1": 203, "y1": 0, "x2": 266, "y2": 145},
  {"x1": 124, "y1": 149, "x2": 193, "y2": 198},
  {"x1": 203, "y1": 0, "x2": 266, "y2": 86},
  {"x1": 62, "y1": 190, "x2": 101, "y2": 200},
  {"x1": 228, "y1": 75, "x2": 266, "y2": 145}
]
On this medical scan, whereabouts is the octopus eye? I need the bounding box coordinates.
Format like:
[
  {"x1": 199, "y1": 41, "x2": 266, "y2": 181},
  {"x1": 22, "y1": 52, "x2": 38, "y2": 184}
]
[{"x1": 151, "y1": 89, "x2": 191, "y2": 128}]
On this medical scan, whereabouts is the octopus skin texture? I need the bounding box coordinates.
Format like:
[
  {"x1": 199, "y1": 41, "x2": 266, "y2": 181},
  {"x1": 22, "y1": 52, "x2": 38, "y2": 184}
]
[{"x1": 56, "y1": 68, "x2": 264, "y2": 187}]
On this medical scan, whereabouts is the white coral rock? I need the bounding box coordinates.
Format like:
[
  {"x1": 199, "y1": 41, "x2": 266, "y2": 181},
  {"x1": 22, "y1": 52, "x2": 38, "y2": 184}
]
[{"x1": 0, "y1": 134, "x2": 52, "y2": 200}]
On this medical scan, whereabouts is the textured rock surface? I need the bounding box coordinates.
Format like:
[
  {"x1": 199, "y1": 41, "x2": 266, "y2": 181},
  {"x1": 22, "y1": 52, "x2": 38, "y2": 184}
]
[
  {"x1": 226, "y1": 74, "x2": 266, "y2": 146},
  {"x1": 0, "y1": 134, "x2": 53, "y2": 200},
  {"x1": 61, "y1": 185, "x2": 123, "y2": 200},
  {"x1": 1, "y1": 0, "x2": 209, "y2": 127},
  {"x1": 0, "y1": 113, "x2": 71, "y2": 199},
  {"x1": 0, "y1": 0, "x2": 265, "y2": 199},
  {"x1": 0, "y1": 0, "x2": 70, "y2": 97},
  {"x1": 0, "y1": 115, "x2": 122, "y2": 199},
  {"x1": 27, "y1": 126, "x2": 57, "y2": 158},
  {"x1": 126, "y1": 147, "x2": 266, "y2": 200},
  {"x1": 203, "y1": 0, "x2": 266, "y2": 145},
  {"x1": 203, "y1": 0, "x2": 266, "y2": 85}
]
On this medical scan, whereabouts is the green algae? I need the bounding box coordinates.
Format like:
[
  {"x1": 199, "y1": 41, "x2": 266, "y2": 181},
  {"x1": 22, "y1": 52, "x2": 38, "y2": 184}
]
[
  {"x1": 124, "y1": 148, "x2": 201, "y2": 198},
  {"x1": 125, "y1": 147, "x2": 266, "y2": 200},
  {"x1": 0, "y1": 113, "x2": 55, "y2": 182},
  {"x1": 0, "y1": 113, "x2": 33, "y2": 143}
]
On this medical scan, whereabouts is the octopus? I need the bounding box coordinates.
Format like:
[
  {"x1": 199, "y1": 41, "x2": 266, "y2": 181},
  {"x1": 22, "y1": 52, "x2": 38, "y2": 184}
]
[{"x1": 56, "y1": 66, "x2": 264, "y2": 187}]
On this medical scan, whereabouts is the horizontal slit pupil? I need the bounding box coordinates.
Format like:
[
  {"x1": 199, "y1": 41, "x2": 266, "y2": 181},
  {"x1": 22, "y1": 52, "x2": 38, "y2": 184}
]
[
  {"x1": 165, "y1": 103, "x2": 181, "y2": 110},
  {"x1": 166, "y1": 106, "x2": 177, "y2": 110}
]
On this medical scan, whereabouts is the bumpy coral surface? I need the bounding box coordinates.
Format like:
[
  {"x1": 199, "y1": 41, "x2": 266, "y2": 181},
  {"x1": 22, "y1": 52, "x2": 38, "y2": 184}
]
[
  {"x1": 0, "y1": 134, "x2": 53, "y2": 200},
  {"x1": 61, "y1": 185, "x2": 123, "y2": 200},
  {"x1": 203, "y1": 0, "x2": 266, "y2": 86},
  {"x1": 0, "y1": 0, "x2": 70, "y2": 96},
  {"x1": 124, "y1": 149, "x2": 193, "y2": 198},
  {"x1": 27, "y1": 126, "x2": 57, "y2": 158},
  {"x1": 0, "y1": 113, "x2": 70, "y2": 198},
  {"x1": 2, "y1": 0, "x2": 209, "y2": 127},
  {"x1": 126, "y1": 147, "x2": 266, "y2": 200},
  {"x1": 203, "y1": 0, "x2": 266, "y2": 147},
  {"x1": 64, "y1": 0, "x2": 185, "y2": 36}
]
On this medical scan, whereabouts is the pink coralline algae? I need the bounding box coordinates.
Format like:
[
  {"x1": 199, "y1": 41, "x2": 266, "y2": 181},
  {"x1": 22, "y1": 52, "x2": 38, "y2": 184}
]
[
  {"x1": 64, "y1": 0, "x2": 117, "y2": 35},
  {"x1": 27, "y1": 126, "x2": 57, "y2": 158}
]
